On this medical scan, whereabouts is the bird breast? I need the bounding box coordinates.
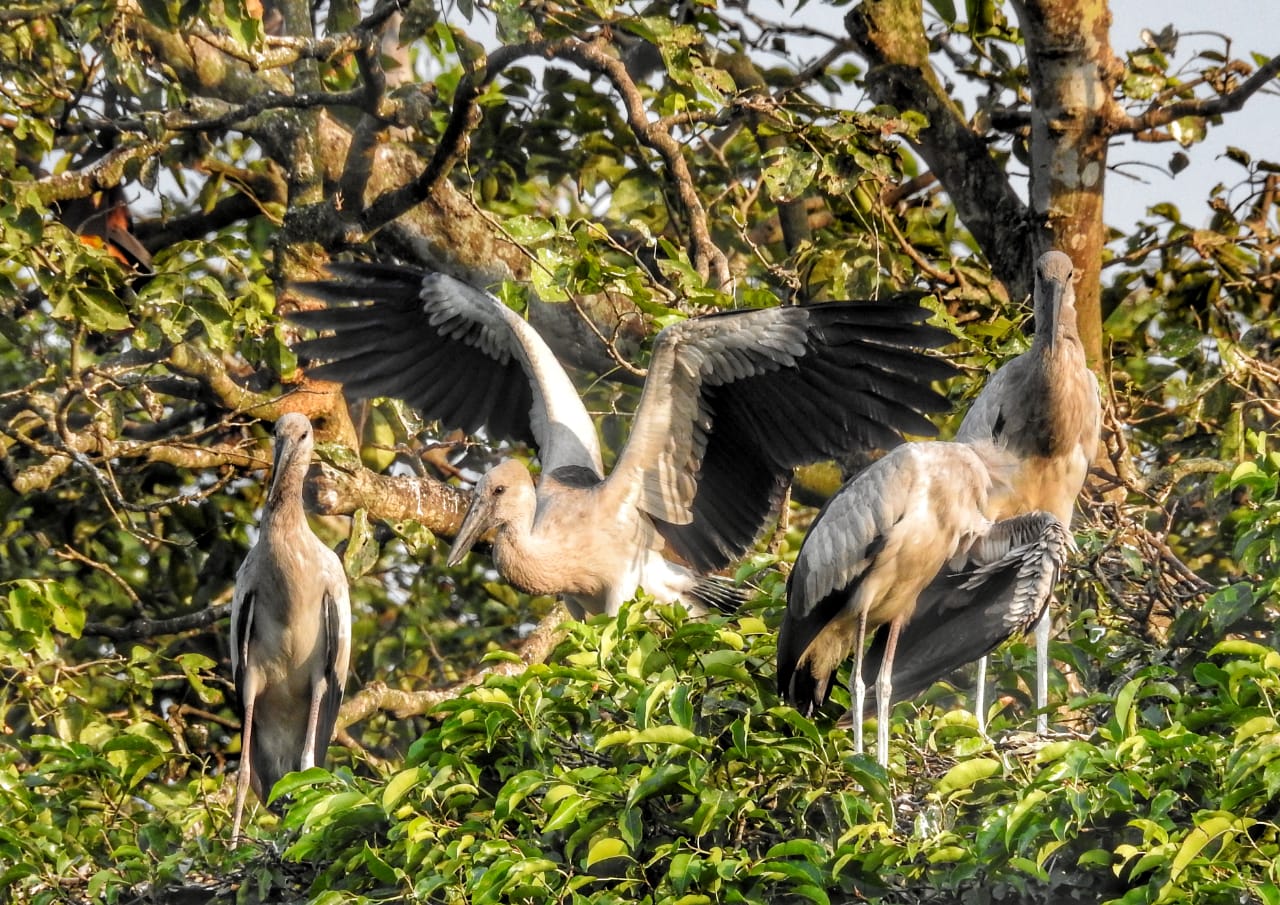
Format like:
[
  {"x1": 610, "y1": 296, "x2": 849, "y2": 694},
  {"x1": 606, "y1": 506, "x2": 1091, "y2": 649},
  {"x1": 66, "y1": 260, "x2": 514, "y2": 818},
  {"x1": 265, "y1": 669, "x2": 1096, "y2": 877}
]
[
  {"x1": 249, "y1": 536, "x2": 332, "y2": 683},
  {"x1": 860, "y1": 479, "x2": 985, "y2": 626}
]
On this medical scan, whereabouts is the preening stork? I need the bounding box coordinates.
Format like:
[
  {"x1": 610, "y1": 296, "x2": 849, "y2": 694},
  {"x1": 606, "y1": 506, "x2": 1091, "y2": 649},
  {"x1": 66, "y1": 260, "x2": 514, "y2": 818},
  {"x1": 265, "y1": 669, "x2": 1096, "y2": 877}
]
[
  {"x1": 960, "y1": 250, "x2": 1100, "y2": 731},
  {"x1": 290, "y1": 262, "x2": 957, "y2": 618},
  {"x1": 229, "y1": 413, "x2": 352, "y2": 841},
  {"x1": 778, "y1": 440, "x2": 1069, "y2": 766}
]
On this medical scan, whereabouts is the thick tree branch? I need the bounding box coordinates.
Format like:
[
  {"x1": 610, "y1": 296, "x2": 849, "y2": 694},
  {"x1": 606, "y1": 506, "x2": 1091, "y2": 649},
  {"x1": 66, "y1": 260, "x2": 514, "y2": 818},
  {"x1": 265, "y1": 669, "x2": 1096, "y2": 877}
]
[
  {"x1": 25, "y1": 141, "x2": 165, "y2": 205},
  {"x1": 309, "y1": 462, "x2": 471, "y2": 536},
  {"x1": 845, "y1": 0, "x2": 1034, "y2": 300}
]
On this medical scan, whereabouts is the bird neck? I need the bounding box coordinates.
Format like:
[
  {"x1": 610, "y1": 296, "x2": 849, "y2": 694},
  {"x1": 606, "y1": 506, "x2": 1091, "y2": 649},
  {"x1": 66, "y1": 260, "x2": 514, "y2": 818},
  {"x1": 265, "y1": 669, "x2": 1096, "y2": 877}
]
[
  {"x1": 491, "y1": 520, "x2": 566, "y2": 598},
  {"x1": 263, "y1": 461, "x2": 308, "y2": 534},
  {"x1": 1032, "y1": 304, "x2": 1081, "y2": 355}
]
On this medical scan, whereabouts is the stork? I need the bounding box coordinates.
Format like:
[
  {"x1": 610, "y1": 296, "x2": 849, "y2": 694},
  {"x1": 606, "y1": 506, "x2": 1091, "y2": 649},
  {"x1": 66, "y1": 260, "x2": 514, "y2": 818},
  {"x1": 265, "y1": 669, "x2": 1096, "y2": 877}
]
[
  {"x1": 290, "y1": 262, "x2": 957, "y2": 618},
  {"x1": 957, "y1": 250, "x2": 1099, "y2": 732},
  {"x1": 777, "y1": 440, "x2": 1069, "y2": 766},
  {"x1": 229, "y1": 413, "x2": 352, "y2": 842},
  {"x1": 848, "y1": 251, "x2": 1099, "y2": 735}
]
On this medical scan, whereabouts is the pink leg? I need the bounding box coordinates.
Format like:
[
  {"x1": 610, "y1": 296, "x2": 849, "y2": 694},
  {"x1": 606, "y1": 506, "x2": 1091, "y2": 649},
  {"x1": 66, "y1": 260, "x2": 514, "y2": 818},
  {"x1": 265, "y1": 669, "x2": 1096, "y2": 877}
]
[
  {"x1": 851, "y1": 609, "x2": 869, "y2": 756},
  {"x1": 875, "y1": 617, "x2": 903, "y2": 768},
  {"x1": 231, "y1": 680, "x2": 256, "y2": 844}
]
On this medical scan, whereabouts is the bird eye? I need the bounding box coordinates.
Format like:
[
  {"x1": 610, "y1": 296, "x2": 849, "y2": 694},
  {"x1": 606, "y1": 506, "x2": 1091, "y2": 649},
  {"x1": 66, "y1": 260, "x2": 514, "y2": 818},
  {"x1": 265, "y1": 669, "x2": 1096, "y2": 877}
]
[{"x1": 492, "y1": 484, "x2": 506, "y2": 496}]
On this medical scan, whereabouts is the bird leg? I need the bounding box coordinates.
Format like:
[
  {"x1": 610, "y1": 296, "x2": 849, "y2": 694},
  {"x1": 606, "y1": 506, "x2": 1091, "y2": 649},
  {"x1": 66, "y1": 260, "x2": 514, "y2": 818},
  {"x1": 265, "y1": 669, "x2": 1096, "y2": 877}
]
[
  {"x1": 231, "y1": 687, "x2": 256, "y2": 844},
  {"x1": 851, "y1": 608, "x2": 868, "y2": 757},
  {"x1": 975, "y1": 654, "x2": 989, "y2": 737},
  {"x1": 1034, "y1": 608, "x2": 1051, "y2": 734},
  {"x1": 300, "y1": 674, "x2": 329, "y2": 772},
  {"x1": 875, "y1": 617, "x2": 903, "y2": 768}
]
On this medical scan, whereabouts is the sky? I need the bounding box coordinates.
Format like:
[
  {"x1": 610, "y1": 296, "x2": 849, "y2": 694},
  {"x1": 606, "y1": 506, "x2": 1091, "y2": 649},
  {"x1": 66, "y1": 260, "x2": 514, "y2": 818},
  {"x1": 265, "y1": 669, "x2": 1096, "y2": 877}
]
[
  {"x1": 1102, "y1": 3, "x2": 1280, "y2": 232},
  {"x1": 449, "y1": 1, "x2": 1278, "y2": 237}
]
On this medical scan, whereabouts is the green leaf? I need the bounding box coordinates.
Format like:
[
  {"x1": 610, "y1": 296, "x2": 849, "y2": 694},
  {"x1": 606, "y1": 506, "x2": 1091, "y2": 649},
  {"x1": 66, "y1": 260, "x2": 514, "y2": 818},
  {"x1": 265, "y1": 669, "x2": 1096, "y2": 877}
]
[
  {"x1": 382, "y1": 766, "x2": 425, "y2": 811},
  {"x1": 596, "y1": 725, "x2": 702, "y2": 751},
  {"x1": 926, "y1": 0, "x2": 957, "y2": 22},
  {"x1": 586, "y1": 836, "x2": 630, "y2": 868},
  {"x1": 1166, "y1": 815, "x2": 1235, "y2": 882},
  {"x1": 935, "y1": 758, "x2": 1002, "y2": 795}
]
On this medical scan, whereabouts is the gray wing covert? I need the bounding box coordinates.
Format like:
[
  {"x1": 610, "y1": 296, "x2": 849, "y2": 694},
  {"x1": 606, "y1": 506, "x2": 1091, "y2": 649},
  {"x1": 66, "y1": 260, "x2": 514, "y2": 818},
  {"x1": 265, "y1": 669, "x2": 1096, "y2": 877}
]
[{"x1": 617, "y1": 301, "x2": 957, "y2": 573}]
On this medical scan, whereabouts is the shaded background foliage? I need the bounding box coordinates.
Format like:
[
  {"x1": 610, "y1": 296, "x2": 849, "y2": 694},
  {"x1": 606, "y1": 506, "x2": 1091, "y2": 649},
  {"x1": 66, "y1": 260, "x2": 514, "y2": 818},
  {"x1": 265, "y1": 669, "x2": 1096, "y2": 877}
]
[{"x1": 0, "y1": 0, "x2": 1277, "y2": 901}]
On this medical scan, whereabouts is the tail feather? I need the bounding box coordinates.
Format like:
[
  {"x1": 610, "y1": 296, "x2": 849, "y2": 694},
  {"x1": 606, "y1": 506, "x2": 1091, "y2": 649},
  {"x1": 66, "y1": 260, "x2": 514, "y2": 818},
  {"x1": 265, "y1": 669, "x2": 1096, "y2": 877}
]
[{"x1": 685, "y1": 575, "x2": 748, "y2": 613}]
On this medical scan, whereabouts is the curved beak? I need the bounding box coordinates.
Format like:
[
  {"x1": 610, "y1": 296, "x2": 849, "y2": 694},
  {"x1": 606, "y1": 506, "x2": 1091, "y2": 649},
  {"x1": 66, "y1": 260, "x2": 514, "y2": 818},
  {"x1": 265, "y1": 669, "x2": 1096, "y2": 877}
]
[{"x1": 447, "y1": 499, "x2": 491, "y2": 567}]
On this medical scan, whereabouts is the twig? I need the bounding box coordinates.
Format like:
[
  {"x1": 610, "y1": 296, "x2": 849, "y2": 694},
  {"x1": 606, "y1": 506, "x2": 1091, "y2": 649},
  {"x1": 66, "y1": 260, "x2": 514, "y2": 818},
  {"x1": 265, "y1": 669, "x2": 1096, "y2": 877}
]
[
  {"x1": 83, "y1": 603, "x2": 233, "y2": 641},
  {"x1": 555, "y1": 37, "x2": 732, "y2": 290},
  {"x1": 883, "y1": 212, "x2": 956, "y2": 285},
  {"x1": 1112, "y1": 54, "x2": 1280, "y2": 135},
  {"x1": 54, "y1": 546, "x2": 143, "y2": 610}
]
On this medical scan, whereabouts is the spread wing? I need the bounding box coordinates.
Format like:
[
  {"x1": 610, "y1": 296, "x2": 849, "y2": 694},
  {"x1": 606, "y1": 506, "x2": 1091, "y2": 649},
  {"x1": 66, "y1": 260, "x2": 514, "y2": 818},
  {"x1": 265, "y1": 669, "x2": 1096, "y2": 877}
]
[
  {"x1": 610, "y1": 301, "x2": 958, "y2": 572},
  {"x1": 859, "y1": 511, "x2": 1071, "y2": 712},
  {"x1": 290, "y1": 262, "x2": 603, "y2": 477}
]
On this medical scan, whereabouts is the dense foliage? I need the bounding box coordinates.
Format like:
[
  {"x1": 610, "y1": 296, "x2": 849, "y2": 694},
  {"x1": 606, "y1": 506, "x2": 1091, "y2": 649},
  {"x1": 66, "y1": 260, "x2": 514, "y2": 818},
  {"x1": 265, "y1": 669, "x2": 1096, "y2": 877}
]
[{"x1": 0, "y1": 0, "x2": 1277, "y2": 901}]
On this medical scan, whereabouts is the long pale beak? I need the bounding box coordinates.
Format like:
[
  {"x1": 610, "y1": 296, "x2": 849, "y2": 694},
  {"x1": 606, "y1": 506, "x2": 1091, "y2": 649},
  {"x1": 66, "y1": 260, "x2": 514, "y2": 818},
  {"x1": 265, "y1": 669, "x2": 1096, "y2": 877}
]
[
  {"x1": 447, "y1": 501, "x2": 490, "y2": 567},
  {"x1": 266, "y1": 432, "x2": 291, "y2": 505},
  {"x1": 1038, "y1": 276, "x2": 1066, "y2": 349}
]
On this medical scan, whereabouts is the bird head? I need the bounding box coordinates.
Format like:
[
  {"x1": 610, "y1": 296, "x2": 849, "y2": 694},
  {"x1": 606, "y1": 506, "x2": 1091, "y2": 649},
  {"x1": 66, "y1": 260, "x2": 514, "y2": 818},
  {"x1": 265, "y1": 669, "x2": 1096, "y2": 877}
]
[
  {"x1": 1033, "y1": 250, "x2": 1076, "y2": 349},
  {"x1": 267, "y1": 413, "x2": 315, "y2": 505},
  {"x1": 446, "y1": 459, "x2": 536, "y2": 567}
]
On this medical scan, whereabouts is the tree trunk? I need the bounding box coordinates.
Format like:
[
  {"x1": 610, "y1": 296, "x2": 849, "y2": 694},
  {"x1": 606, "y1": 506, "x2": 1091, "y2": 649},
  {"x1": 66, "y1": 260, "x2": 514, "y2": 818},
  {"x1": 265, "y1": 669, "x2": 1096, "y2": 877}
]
[
  {"x1": 846, "y1": 0, "x2": 1122, "y2": 367},
  {"x1": 1011, "y1": 0, "x2": 1120, "y2": 368}
]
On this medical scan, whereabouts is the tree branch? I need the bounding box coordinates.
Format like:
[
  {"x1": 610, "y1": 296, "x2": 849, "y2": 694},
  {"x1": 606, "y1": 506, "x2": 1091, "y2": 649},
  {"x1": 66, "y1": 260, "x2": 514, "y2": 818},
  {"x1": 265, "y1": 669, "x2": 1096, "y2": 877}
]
[
  {"x1": 338, "y1": 605, "x2": 571, "y2": 726},
  {"x1": 309, "y1": 462, "x2": 471, "y2": 536},
  {"x1": 555, "y1": 37, "x2": 731, "y2": 289},
  {"x1": 83, "y1": 603, "x2": 233, "y2": 641},
  {"x1": 358, "y1": 40, "x2": 549, "y2": 234},
  {"x1": 25, "y1": 141, "x2": 165, "y2": 205},
  {"x1": 0, "y1": 3, "x2": 76, "y2": 21},
  {"x1": 1112, "y1": 54, "x2": 1280, "y2": 135}
]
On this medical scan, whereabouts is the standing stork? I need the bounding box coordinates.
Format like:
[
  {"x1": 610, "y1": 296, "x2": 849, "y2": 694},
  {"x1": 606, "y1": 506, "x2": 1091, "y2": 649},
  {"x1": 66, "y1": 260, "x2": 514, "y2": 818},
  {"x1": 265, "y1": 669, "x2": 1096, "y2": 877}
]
[
  {"x1": 777, "y1": 440, "x2": 1069, "y2": 766},
  {"x1": 229, "y1": 413, "x2": 352, "y2": 842},
  {"x1": 289, "y1": 262, "x2": 957, "y2": 618},
  {"x1": 956, "y1": 250, "x2": 1100, "y2": 732},
  {"x1": 857, "y1": 251, "x2": 1100, "y2": 733}
]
